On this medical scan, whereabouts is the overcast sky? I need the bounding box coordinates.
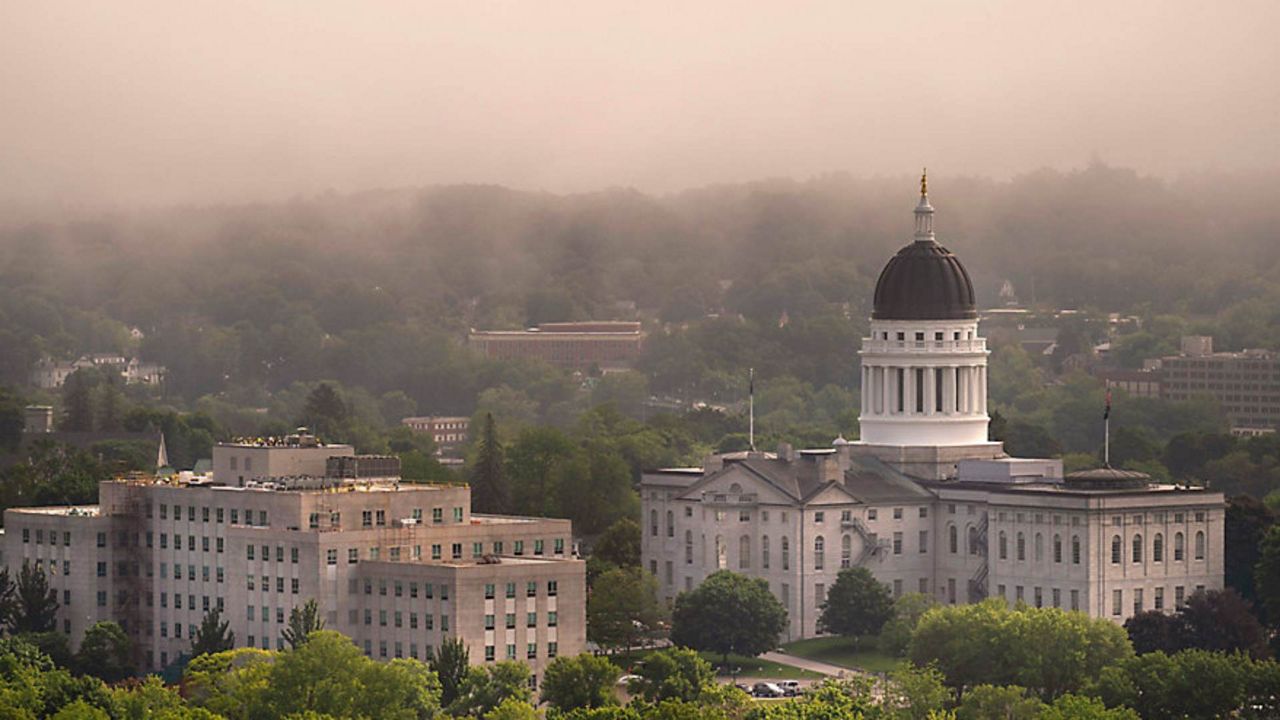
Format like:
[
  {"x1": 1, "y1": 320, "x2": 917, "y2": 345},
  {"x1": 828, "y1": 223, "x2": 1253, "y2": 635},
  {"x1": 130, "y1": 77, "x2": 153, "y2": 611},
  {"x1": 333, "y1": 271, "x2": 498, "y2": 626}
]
[{"x1": 2, "y1": 1, "x2": 1277, "y2": 209}]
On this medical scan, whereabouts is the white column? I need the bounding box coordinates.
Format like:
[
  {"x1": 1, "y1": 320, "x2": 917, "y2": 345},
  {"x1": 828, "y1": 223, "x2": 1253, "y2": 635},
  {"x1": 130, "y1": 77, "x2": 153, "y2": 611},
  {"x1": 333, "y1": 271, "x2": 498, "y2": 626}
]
[
  {"x1": 906, "y1": 367, "x2": 916, "y2": 415},
  {"x1": 968, "y1": 366, "x2": 979, "y2": 415},
  {"x1": 883, "y1": 366, "x2": 892, "y2": 415},
  {"x1": 978, "y1": 366, "x2": 988, "y2": 414},
  {"x1": 961, "y1": 367, "x2": 971, "y2": 414},
  {"x1": 924, "y1": 366, "x2": 935, "y2": 416},
  {"x1": 943, "y1": 365, "x2": 955, "y2": 415}
]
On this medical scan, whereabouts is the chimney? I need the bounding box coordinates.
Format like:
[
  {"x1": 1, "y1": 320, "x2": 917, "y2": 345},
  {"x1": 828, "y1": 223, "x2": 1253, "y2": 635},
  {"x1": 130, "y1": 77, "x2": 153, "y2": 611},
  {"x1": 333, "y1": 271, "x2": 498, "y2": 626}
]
[
  {"x1": 776, "y1": 442, "x2": 795, "y2": 462},
  {"x1": 819, "y1": 455, "x2": 843, "y2": 485},
  {"x1": 704, "y1": 454, "x2": 724, "y2": 473}
]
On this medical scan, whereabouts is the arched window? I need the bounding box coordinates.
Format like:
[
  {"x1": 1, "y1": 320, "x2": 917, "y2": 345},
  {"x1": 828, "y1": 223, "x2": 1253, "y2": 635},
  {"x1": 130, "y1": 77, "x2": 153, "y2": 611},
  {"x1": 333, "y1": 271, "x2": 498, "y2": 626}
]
[
  {"x1": 841, "y1": 535, "x2": 852, "y2": 568},
  {"x1": 762, "y1": 536, "x2": 771, "y2": 569},
  {"x1": 1153, "y1": 533, "x2": 1164, "y2": 562},
  {"x1": 948, "y1": 525, "x2": 958, "y2": 554},
  {"x1": 715, "y1": 535, "x2": 726, "y2": 569},
  {"x1": 1132, "y1": 534, "x2": 1143, "y2": 563},
  {"x1": 739, "y1": 535, "x2": 752, "y2": 569},
  {"x1": 1111, "y1": 535, "x2": 1122, "y2": 564},
  {"x1": 1071, "y1": 535, "x2": 1081, "y2": 564},
  {"x1": 650, "y1": 510, "x2": 658, "y2": 536},
  {"x1": 814, "y1": 536, "x2": 825, "y2": 571},
  {"x1": 782, "y1": 537, "x2": 791, "y2": 570},
  {"x1": 684, "y1": 530, "x2": 693, "y2": 565},
  {"x1": 1195, "y1": 531, "x2": 1205, "y2": 560},
  {"x1": 998, "y1": 531, "x2": 1008, "y2": 560},
  {"x1": 729, "y1": 482, "x2": 743, "y2": 495},
  {"x1": 1174, "y1": 532, "x2": 1185, "y2": 561},
  {"x1": 1034, "y1": 533, "x2": 1043, "y2": 562},
  {"x1": 1016, "y1": 532, "x2": 1026, "y2": 561},
  {"x1": 968, "y1": 526, "x2": 979, "y2": 555},
  {"x1": 1053, "y1": 534, "x2": 1062, "y2": 563},
  {"x1": 666, "y1": 510, "x2": 674, "y2": 537}
]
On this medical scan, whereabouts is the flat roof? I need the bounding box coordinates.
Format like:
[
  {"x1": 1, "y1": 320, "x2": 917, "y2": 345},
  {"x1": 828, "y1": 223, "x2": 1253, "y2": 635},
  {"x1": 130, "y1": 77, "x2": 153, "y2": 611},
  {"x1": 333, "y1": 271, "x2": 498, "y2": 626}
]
[{"x1": 9, "y1": 505, "x2": 100, "y2": 517}]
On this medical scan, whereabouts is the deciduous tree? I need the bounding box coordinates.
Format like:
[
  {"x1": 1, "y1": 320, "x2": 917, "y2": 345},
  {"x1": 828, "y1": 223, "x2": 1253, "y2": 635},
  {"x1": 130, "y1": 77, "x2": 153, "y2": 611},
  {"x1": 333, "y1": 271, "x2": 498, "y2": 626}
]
[
  {"x1": 817, "y1": 567, "x2": 894, "y2": 649},
  {"x1": 587, "y1": 567, "x2": 666, "y2": 657},
  {"x1": 539, "y1": 654, "x2": 620, "y2": 711},
  {"x1": 670, "y1": 570, "x2": 787, "y2": 666}
]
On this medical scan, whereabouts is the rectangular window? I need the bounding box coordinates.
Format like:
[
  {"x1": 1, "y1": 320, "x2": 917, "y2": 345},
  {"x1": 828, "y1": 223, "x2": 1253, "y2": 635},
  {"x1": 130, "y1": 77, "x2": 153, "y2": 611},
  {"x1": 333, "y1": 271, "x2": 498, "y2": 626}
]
[
  {"x1": 893, "y1": 532, "x2": 903, "y2": 555},
  {"x1": 919, "y1": 530, "x2": 928, "y2": 554},
  {"x1": 1112, "y1": 589, "x2": 1123, "y2": 616}
]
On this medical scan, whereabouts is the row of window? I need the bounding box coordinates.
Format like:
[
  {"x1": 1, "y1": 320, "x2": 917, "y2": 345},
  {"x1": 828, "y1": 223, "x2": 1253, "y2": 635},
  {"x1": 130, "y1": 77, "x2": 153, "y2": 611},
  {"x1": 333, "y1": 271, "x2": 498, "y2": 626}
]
[
  {"x1": 156, "y1": 503, "x2": 269, "y2": 527},
  {"x1": 483, "y1": 642, "x2": 558, "y2": 662},
  {"x1": 350, "y1": 609, "x2": 450, "y2": 631},
  {"x1": 650, "y1": 504, "x2": 925, "y2": 538},
  {"x1": 322, "y1": 538, "x2": 565, "y2": 566}
]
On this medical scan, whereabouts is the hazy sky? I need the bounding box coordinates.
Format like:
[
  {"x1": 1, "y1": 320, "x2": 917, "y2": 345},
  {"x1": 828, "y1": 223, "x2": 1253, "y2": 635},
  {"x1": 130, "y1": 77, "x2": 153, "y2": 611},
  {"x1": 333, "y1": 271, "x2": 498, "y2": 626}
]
[{"x1": 2, "y1": 1, "x2": 1278, "y2": 209}]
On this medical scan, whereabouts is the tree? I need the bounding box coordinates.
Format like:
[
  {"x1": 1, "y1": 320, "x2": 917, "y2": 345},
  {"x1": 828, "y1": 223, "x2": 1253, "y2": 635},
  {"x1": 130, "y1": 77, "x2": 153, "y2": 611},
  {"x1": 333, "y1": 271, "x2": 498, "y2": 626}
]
[
  {"x1": 428, "y1": 637, "x2": 471, "y2": 709},
  {"x1": 469, "y1": 414, "x2": 510, "y2": 514},
  {"x1": 955, "y1": 685, "x2": 1045, "y2": 720},
  {"x1": 75, "y1": 621, "x2": 135, "y2": 683},
  {"x1": 0, "y1": 567, "x2": 17, "y2": 630},
  {"x1": 879, "y1": 593, "x2": 937, "y2": 657},
  {"x1": 1254, "y1": 523, "x2": 1280, "y2": 626},
  {"x1": 1226, "y1": 495, "x2": 1274, "y2": 615},
  {"x1": 1179, "y1": 588, "x2": 1269, "y2": 659},
  {"x1": 483, "y1": 698, "x2": 539, "y2": 720},
  {"x1": 191, "y1": 608, "x2": 235, "y2": 657},
  {"x1": 594, "y1": 518, "x2": 642, "y2": 568},
  {"x1": 0, "y1": 387, "x2": 24, "y2": 452},
  {"x1": 1039, "y1": 694, "x2": 1139, "y2": 720},
  {"x1": 884, "y1": 665, "x2": 951, "y2": 720},
  {"x1": 256, "y1": 631, "x2": 442, "y2": 719},
  {"x1": 448, "y1": 661, "x2": 532, "y2": 717},
  {"x1": 539, "y1": 654, "x2": 620, "y2": 711},
  {"x1": 1094, "y1": 649, "x2": 1266, "y2": 720},
  {"x1": 1123, "y1": 610, "x2": 1187, "y2": 655},
  {"x1": 61, "y1": 369, "x2": 98, "y2": 432},
  {"x1": 909, "y1": 600, "x2": 1132, "y2": 699},
  {"x1": 817, "y1": 567, "x2": 894, "y2": 648},
  {"x1": 281, "y1": 599, "x2": 325, "y2": 649},
  {"x1": 12, "y1": 561, "x2": 58, "y2": 634},
  {"x1": 670, "y1": 570, "x2": 788, "y2": 666},
  {"x1": 587, "y1": 567, "x2": 667, "y2": 657},
  {"x1": 628, "y1": 647, "x2": 716, "y2": 704},
  {"x1": 300, "y1": 382, "x2": 349, "y2": 439}
]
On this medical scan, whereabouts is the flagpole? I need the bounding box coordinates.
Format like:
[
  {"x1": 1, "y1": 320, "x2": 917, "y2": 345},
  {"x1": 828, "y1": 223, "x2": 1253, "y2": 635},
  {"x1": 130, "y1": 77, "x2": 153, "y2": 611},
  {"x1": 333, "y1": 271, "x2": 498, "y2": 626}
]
[
  {"x1": 1103, "y1": 388, "x2": 1112, "y2": 468},
  {"x1": 749, "y1": 368, "x2": 755, "y2": 452}
]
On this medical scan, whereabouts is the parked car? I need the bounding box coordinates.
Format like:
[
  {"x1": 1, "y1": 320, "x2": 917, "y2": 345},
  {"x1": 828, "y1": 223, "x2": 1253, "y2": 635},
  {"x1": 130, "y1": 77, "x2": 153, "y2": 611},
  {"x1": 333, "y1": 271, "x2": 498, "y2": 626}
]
[
  {"x1": 752, "y1": 682, "x2": 785, "y2": 698},
  {"x1": 778, "y1": 680, "x2": 802, "y2": 696}
]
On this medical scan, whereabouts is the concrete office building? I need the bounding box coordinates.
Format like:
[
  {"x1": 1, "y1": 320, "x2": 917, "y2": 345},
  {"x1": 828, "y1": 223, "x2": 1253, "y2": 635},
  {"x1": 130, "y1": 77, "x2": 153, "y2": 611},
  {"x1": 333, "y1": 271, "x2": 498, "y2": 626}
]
[
  {"x1": 3, "y1": 432, "x2": 585, "y2": 684},
  {"x1": 468, "y1": 321, "x2": 645, "y2": 371},
  {"x1": 641, "y1": 176, "x2": 1224, "y2": 640}
]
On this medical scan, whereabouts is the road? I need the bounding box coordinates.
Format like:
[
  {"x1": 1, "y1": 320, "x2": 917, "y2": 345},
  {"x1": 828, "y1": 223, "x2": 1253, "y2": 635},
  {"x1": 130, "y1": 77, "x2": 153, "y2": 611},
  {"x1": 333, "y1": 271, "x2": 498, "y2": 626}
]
[{"x1": 759, "y1": 651, "x2": 858, "y2": 678}]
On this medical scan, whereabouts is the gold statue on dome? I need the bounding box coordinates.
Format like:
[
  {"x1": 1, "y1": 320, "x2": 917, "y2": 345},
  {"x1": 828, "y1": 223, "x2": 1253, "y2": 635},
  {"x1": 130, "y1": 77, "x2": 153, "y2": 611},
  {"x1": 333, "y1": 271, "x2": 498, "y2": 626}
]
[{"x1": 921, "y1": 168, "x2": 928, "y2": 197}]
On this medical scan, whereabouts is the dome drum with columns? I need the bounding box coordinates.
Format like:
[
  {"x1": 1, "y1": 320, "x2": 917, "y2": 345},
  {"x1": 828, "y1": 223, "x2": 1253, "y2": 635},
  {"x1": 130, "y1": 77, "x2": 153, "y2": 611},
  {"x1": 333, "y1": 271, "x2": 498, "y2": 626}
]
[{"x1": 857, "y1": 172, "x2": 997, "y2": 450}]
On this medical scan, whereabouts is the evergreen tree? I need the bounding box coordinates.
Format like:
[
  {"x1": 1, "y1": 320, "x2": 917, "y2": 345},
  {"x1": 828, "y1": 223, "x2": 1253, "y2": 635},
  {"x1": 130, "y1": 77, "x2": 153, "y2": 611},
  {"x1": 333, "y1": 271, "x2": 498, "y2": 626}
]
[
  {"x1": 13, "y1": 560, "x2": 58, "y2": 634},
  {"x1": 0, "y1": 567, "x2": 16, "y2": 631},
  {"x1": 0, "y1": 386, "x2": 25, "y2": 452},
  {"x1": 469, "y1": 414, "x2": 510, "y2": 514},
  {"x1": 301, "y1": 382, "x2": 349, "y2": 439},
  {"x1": 280, "y1": 599, "x2": 325, "y2": 649},
  {"x1": 428, "y1": 637, "x2": 471, "y2": 709},
  {"x1": 61, "y1": 369, "x2": 97, "y2": 432},
  {"x1": 191, "y1": 608, "x2": 235, "y2": 657}
]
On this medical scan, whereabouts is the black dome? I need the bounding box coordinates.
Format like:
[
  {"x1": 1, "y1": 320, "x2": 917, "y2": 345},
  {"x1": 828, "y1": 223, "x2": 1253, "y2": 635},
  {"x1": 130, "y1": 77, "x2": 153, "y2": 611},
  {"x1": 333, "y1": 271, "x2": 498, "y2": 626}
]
[{"x1": 872, "y1": 239, "x2": 977, "y2": 321}]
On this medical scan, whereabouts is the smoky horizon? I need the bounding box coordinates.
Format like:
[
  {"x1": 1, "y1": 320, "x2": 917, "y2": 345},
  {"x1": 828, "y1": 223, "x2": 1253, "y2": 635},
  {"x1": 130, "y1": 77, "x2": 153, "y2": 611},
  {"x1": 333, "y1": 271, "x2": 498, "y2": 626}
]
[{"x1": 2, "y1": 1, "x2": 1279, "y2": 212}]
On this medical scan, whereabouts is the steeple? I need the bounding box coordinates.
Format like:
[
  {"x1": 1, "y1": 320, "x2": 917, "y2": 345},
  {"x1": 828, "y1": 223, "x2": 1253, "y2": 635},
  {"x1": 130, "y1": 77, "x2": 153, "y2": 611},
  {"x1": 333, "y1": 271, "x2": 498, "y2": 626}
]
[{"x1": 914, "y1": 168, "x2": 935, "y2": 242}]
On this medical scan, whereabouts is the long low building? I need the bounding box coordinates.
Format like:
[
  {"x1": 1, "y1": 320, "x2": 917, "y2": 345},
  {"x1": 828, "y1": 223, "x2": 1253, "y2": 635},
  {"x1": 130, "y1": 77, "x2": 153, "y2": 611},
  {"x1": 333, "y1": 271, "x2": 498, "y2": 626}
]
[{"x1": 3, "y1": 433, "x2": 585, "y2": 685}]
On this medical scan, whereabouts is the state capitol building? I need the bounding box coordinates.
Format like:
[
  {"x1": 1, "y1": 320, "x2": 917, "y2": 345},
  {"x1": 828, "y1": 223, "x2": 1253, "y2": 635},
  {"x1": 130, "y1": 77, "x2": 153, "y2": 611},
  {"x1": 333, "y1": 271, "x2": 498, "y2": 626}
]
[{"x1": 641, "y1": 175, "x2": 1225, "y2": 641}]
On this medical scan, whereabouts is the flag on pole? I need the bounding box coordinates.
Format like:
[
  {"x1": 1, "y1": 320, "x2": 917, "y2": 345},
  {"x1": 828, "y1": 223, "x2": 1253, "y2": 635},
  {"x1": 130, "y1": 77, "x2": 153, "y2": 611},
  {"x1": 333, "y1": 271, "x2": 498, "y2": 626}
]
[{"x1": 1103, "y1": 388, "x2": 1112, "y2": 420}]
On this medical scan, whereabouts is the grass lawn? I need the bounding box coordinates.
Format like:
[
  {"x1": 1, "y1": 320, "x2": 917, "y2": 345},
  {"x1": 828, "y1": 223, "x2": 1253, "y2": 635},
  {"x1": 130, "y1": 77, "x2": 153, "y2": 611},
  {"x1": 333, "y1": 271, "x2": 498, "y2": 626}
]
[
  {"x1": 781, "y1": 636, "x2": 905, "y2": 673},
  {"x1": 612, "y1": 648, "x2": 822, "y2": 680}
]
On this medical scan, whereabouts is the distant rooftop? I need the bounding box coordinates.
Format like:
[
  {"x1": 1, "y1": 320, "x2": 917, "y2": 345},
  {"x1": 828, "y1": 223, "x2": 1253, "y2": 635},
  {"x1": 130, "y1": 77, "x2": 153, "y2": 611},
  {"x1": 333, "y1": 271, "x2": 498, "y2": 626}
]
[{"x1": 219, "y1": 429, "x2": 348, "y2": 449}]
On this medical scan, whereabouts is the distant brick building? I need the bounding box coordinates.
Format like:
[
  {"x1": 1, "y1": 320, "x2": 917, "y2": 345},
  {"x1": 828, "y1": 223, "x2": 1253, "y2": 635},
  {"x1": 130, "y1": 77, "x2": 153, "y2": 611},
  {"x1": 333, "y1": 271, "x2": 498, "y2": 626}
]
[
  {"x1": 401, "y1": 417, "x2": 471, "y2": 451},
  {"x1": 468, "y1": 322, "x2": 645, "y2": 371},
  {"x1": 1157, "y1": 336, "x2": 1279, "y2": 432}
]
